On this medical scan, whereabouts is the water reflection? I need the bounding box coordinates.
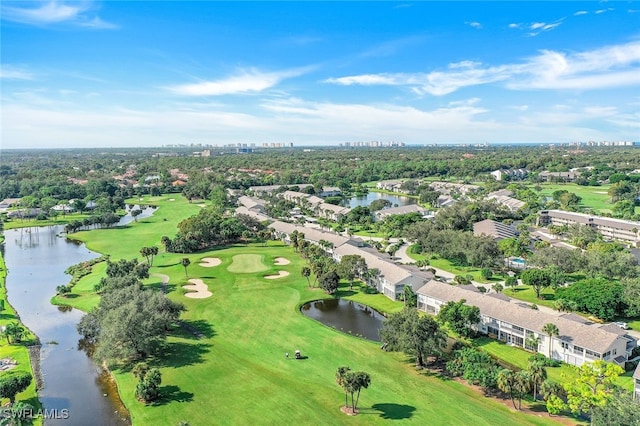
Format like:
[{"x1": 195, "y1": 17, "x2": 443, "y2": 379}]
[
  {"x1": 300, "y1": 299, "x2": 386, "y2": 341},
  {"x1": 3, "y1": 219, "x2": 142, "y2": 425}
]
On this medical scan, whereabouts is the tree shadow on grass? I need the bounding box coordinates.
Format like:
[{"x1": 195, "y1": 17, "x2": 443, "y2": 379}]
[
  {"x1": 370, "y1": 403, "x2": 416, "y2": 420},
  {"x1": 177, "y1": 319, "x2": 216, "y2": 339},
  {"x1": 155, "y1": 341, "x2": 211, "y2": 368},
  {"x1": 153, "y1": 385, "x2": 194, "y2": 406}
]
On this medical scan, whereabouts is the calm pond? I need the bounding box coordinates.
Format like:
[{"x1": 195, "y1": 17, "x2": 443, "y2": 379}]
[
  {"x1": 346, "y1": 191, "x2": 417, "y2": 209},
  {"x1": 3, "y1": 206, "x2": 152, "y2": 425},
  {"x1": 300, "y1": 299, "x2": 386, "y2": 341}
]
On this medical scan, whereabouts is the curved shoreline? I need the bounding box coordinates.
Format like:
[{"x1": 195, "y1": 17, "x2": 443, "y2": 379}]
[{"x1": 0, "y1": 233, "x2": 43, "y2": 405}]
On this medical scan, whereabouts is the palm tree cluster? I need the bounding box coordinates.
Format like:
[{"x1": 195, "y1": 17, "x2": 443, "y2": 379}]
[{"x1": 335, "y1": 366, "x2": 371, "y2": 414}]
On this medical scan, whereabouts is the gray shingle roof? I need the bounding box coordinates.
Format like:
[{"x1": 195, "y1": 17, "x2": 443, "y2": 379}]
[
  {"x1": 473, "y1": 219, "x2": 518, "y2": 240},
  {"x1": 376, "y1": 204, "x2": 428, "y2": 219}
]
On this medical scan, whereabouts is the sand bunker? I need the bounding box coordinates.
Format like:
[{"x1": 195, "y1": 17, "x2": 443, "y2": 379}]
[
  {"x1": 199, "y1": 257, "x2": 222, "y2": 268},
  {"x1": 182, "y1": 279, "x2": 212, "y2": 299},
  {"x1": 274, "y1": 257, "x2": 291, "y2": 265},
  {"x1": 264, "y1": 271, "x2": 290, "y2": 280},
  {"x1": 168, "y1": 198, "x2": 175, "y2": 201}
]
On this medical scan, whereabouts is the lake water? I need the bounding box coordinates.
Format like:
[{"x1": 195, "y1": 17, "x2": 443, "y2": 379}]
[
  {"x1": 347, "y1": 192, "x2": 417, "y2": 209},
  {"x1": 300, "y1": 299, "x2": 386, "y2": 341},
  {"x1": 1, "y1": 205, "x2": 152, "y2": 425}
]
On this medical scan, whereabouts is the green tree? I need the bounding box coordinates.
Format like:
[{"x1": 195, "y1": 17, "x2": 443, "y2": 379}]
[
  {"x1": 336, "y1": 255, "x2": 367, "y2": 290},
  {"x1": 140, "y1": 246, "x2": 159, "y2": 266},
  {"x1": 131, "y1": 208, "x2": 143, "y2": 222},
  {"x1": 335, "y1": 366, "x2": 351, "y2": 410},
  {"x1": 563, "y1": 360, "x2": 623, "y2": 416},
  {"x1": 352, "y1": 371, "x2": 371, "y2": 412},
  {"x1": 521, "y1": 268, "x2": 551, "y2": 299},
  {"x1": 497, "y1": 368, "x2": 517, "y2": 409},
  {"x1": 527, "y1": 361, "x2": 547, "y2": 401},
  {"x1": 181, "y1": 258, "x2": 191, "y2": 277},
  {"x1": 437, "y1": 299, "x2": 480, "y2": 338},
  {"x1": 504, "y1": 276, "x2": 518, "y2": 293},
  {"x1": 542, "y1": 323, "x2": 559, "y2": 359},
  {"x1": 0, "y1": 370, "x2": 33, "y2": 403},
  {"x1": 135, "y1": 367, "x2": 162, "y2": 403},
  {"x1": 3, "y1": 322, "x2": 25, "y2": 344},
  {"x1": 301, "y1": 266, "x2": 311, "y2": 287},
  {"x1": 380, "y1": 308, "x2": 447, "y2": 367},
  {"x1": 590, "y1": 389, "x2": 640, "y2": 426},
  {"x1": 318, "y1": 270, "x2": 340, "y2": 294}
]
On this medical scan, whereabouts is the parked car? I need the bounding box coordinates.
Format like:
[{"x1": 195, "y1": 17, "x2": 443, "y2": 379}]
[{"x1": 614, "y1": 321, "x2": 629, "y2": 330}]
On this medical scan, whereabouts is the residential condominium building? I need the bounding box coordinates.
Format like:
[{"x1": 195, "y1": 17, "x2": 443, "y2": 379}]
[
  {"x1": 268, "y1": 221, "x2": 433, "y2": 300},
  {"x1": 538, "y1": 209, "x2": 640, "y2": 246},
  {"x1": 416, "y1": 280, "x2": 636, "y2": 367}
]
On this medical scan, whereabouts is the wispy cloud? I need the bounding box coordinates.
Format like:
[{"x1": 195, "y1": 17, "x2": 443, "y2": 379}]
[
  {"x1": 527, "y1": 20, "x2": 564, "y2": 36},
  {"x1": 359, "y1": 35, "x2": 426, "y2": 58},
  {"x1": 574, "y1": 10, "x2": 589, "y2": 16},
  {"x1": 466, "y1": 21, "x2": 482, "y2": 29},
  {"x1": 0, "y1": 66, "x2": 35, "y2": 80},
  {"x1": 325, "y1": 40, "x2": 640, "y2": 95},
  {"x1": 1, "y1": 1, "x2": 117, "y2": 29},
  {"x1": 595, "y1": 8, "x2": 614, "y2": 14},
  {"x1": 166, "y1": 67, "x2": 313, "y2": 96},
  {"x1": 508, "y1": 19, "x2": 564, "y2": 36}
]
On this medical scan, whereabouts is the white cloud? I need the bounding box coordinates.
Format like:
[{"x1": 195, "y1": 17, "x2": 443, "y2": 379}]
[
  {"x1": 466, "y1": 21, "x2": 482, "y2": 29},
  {"x1": 2, "y1": 95, "x2": 636, "y2": 148},
  {"x1": 574, "y1": 10, "x2": 588, "y2": 16},
  {"x1": 325, "y1": 40, "x2": 640, "y2": 95},
  {"x1": 0, "y1": 66, "x2": 35, "y2": 80},
  {"x1": 595, "y1": 8, "x2": 614, "y2": 14},
  {"x1": 166, "y1": 67, "x2": 312, "y2": 96},
  {"x1": 508, "y1": 23, "x2": 521, "y2": 29},
  {"x1": 527, "y1": 20, "x2": 563, "y2": 36},
  {"x1": 1, "y1": 1, "x2": 116, "y2": 29}
]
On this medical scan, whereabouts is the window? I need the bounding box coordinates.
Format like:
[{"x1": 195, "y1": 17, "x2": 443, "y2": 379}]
[
  {"x1": 585, "y1": 349, "x2": 601, "y2": 358},
  {"x1": 561, "y1": 341, "x2": 569, "y2": 349},
  {"x1": 513, "y1": 325, "x2": 524, "y2": 332},
  {"x1": 573, "y1": 345, "x2": 584, "y2": 354}
]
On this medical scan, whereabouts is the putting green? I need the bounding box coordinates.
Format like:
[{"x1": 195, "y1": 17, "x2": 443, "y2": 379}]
[{"x1": 227, "y1": 254, "x2": 270, "y2": 273}]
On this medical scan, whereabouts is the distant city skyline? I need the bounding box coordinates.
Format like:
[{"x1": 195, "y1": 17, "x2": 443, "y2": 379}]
[{"x1": 1, "y1": 1, "x2": 639, "y2": 149}]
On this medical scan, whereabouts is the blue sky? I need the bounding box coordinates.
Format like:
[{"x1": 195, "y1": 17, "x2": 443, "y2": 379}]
[{"x1": 1, "y1": 1, "x2": 639, "y2": 149}]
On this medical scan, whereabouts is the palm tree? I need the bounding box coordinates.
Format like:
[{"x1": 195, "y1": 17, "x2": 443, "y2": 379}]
[
  {"x1": 4, "y1": 322, "x2": 26, "y2": 344},
  {"x1": 335, "y1": 366, "x2": 351, "y2": 409},
  {"x1": 353, "y1": 372, "x2": 371, "y2": 412},
  {"x1": 542, "y1": 323, "x2": 559, "y2": 360},
  {"x1": 301, "y1": 267, "x2": 311, "y2": 287},
  {"x1": 525, "y1": 335, "x2": 541, "y2": 354},
  {"x1": 527, "y1": 361, "x2": 547, "y2": 401},
  {"x1": 181, "y1": 258, "x2": 191, "y2": 277},
  {"x1": 513, "y1": 370, "x2": 531, "y2": 410},
  {"x1": 497, "y1": 368, "x2": 517, "y2": 409}
]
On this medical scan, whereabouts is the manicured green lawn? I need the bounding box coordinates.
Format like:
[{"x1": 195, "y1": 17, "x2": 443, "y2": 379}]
[
  {"x1": 472, "y1": 337, "x2": 575, "y2": 384},
  {"x1": 505, "y1": 286, "x2": 557, "y2": 310},
  {"x1": 2, "y1": 212, "x2": 95, "y2": 230},
  {"x1": 53, "y1": 196, "x2": 563, "y2": 425},
  {"x1": 528, "y1": 183, "x2": 613, "y2": 213},
  {"x1": 227, "y1": 254, "x2": 270, "y2": 273}
]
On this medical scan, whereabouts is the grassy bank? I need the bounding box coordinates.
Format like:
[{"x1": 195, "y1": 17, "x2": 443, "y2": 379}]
[{"x1": 0, "y1": 234, "x2": 43, "y2": 420}]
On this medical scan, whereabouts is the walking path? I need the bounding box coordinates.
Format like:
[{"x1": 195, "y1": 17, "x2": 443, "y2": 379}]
[{"x1": 152, "y1": 273, "x2": 169, "y2": 294}]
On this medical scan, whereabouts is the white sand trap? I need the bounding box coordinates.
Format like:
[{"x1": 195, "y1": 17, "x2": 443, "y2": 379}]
[
  {"x1": 264, "y1": 270, "x2": 290, "y2": 280},
  {"x1": 168, "y1": 198, "x2": 175, "y2": 201},
  {"x1": 274, "y1": 257, "x2": 291, "y2": 265},
  {"x1": 199, "y1": 257, "x2": 222, "y2": 268},
  {"x1": 197, "y1": 203, "x2": 206, "y2": 208},
  {"x1": 182, "y1": 279, "x2": 212, "y2": 299}
]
